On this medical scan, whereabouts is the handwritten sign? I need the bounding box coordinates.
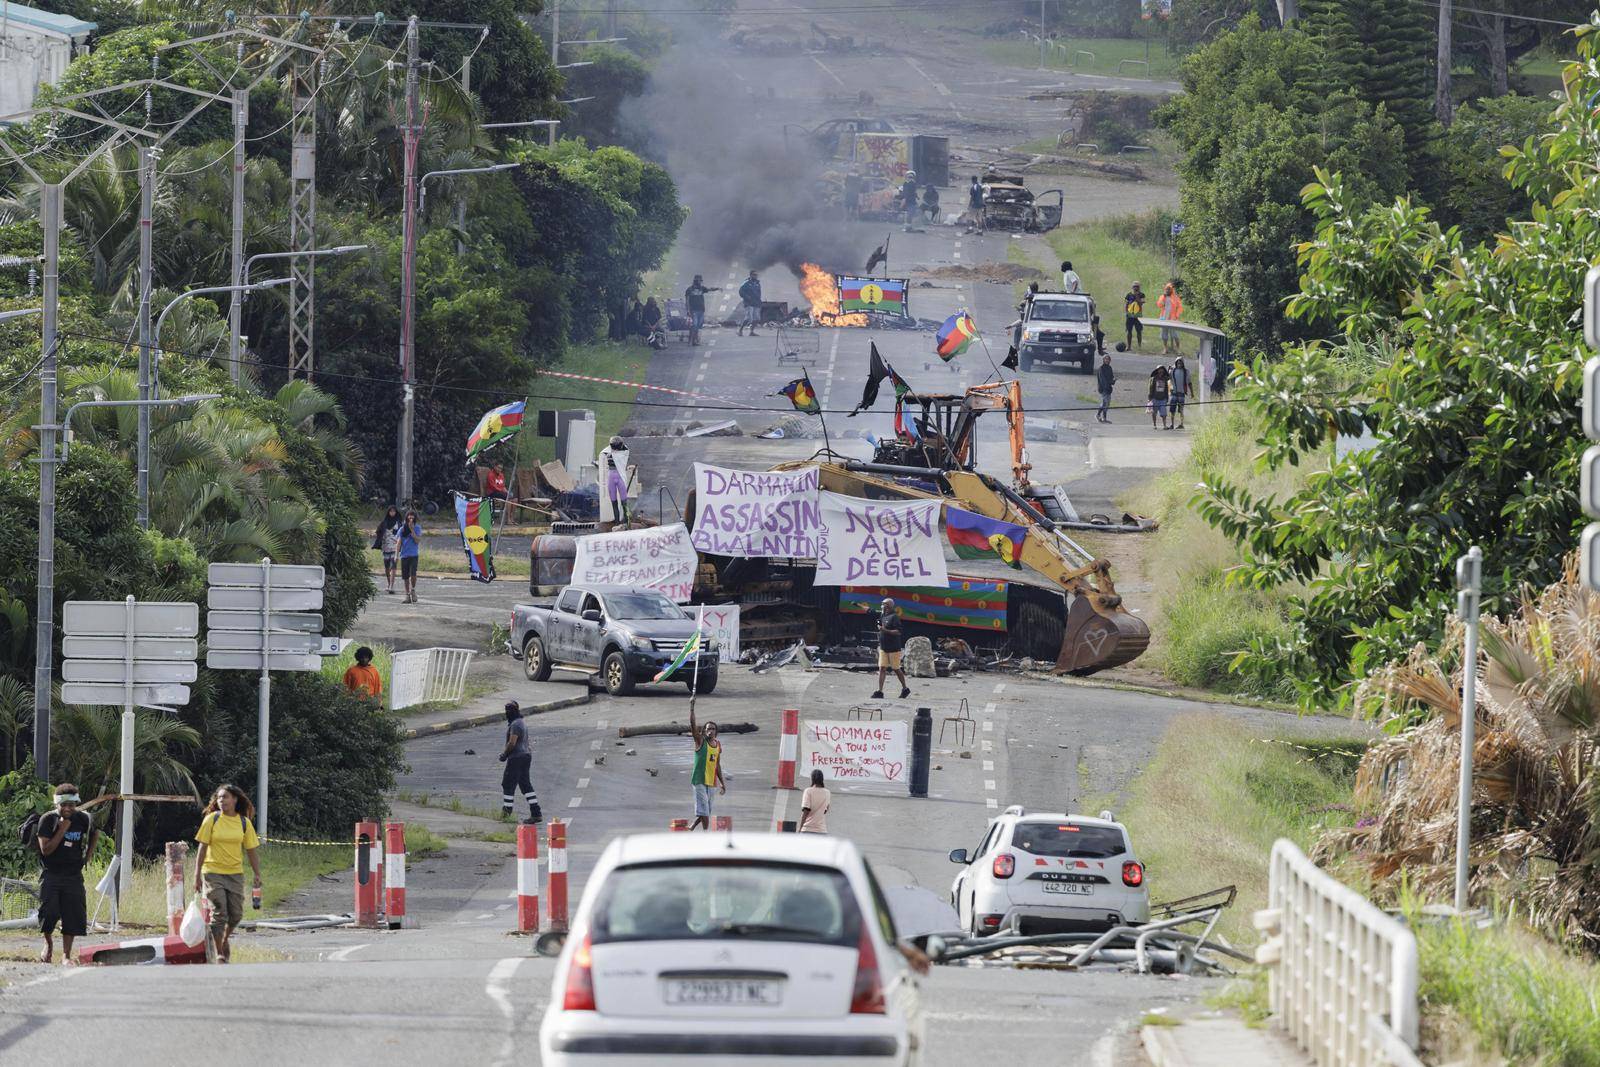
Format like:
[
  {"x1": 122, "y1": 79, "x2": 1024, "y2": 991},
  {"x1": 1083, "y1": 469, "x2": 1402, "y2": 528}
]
[
  {"x1": 570, "y1": 523, "x2": 699, "y2": 603},
  {"x1": 813, "y1": 492, "x2": 948, "y2": 588},
  {"x1": 801, "y1": 720, "x2": 909, "y2": 784},
  {"x1": 690, "y1": 463, "x2": 820, "y2": 558},
  {"x1": 699, "y1": 603, "x2": 741, "y2": 663}
]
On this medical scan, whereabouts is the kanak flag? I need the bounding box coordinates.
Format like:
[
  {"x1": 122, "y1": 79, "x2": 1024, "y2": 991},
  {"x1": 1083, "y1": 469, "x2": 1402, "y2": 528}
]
[
  {"x1": 945, "y1": 506, "x2": 1028, "y2": 568},
  {"x1": 455, "y1": 495, "x2": 497, "y2": 583},
  {"x1": 466, "y1": 400, "x2": 525, "y2": 461},
  {"x1": 935, "y1": 311, "x2": 978, "y2": 361},
  {"x1": 838, "y1": 276, "x2": 907, "y2": 316},
  {"x1": 779, "y1": 375, "x2": 820, "y2": 413}
]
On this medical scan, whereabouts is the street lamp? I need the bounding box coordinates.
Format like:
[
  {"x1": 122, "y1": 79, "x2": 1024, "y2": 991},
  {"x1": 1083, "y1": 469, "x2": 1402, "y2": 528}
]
[
  {"x1": 232, "y1": 246, "x2": 367, "y2": 376},
  {"x1": 0, "y1": 307, "x2": 43, "y2": 323},
  {"x1": 137, "y1": 278, "x2": 291, "y2": 527},
  {"x1": 418, "y1": 162, "x2": 521, "y2": 216},
  {"x1": 60, "y1": 394, "x2": 221, "y2": 462},
  {"x1": 482, "y1": 119, "x2": 561, "y2": 148}
]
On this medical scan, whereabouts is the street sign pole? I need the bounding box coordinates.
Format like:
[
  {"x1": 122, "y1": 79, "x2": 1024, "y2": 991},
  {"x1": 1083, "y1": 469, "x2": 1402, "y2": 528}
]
[
  {"x1": 120, "y1": 595, "x2": 135, "y2": 922},
  {"x1": 258, "y1": 558, "x2": 272, "y2": 838},
  {"x1": 1452, "y1": 546, "x2": 1482, "y2": 913}
]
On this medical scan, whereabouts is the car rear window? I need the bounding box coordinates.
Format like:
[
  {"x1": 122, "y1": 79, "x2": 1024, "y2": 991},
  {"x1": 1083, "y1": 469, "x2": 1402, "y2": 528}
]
[
  {"x1": 1011, "y1": 822, "x2": 1125, "y2": 859},
  {"x1": 591, "y1": 861, "x2": 860, "y2": 947}
]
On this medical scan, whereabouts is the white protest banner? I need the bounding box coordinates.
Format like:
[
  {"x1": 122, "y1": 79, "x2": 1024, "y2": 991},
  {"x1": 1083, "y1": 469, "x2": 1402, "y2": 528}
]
[
  {"x1": 571, "y1": 523, "x2": 700, "y2": 603},
  {"x1": 699, "y1": 603, "x2": 741, "y2": 663},
  {"x1": 812, "y1": 491, "x2": 948, "y2": 587},
  {"x1": 801, "y1": 720, "x2": 909, "y2": 784},
  {"x1": 690, "y1": 463, "x2": 820, "y2": 558}
]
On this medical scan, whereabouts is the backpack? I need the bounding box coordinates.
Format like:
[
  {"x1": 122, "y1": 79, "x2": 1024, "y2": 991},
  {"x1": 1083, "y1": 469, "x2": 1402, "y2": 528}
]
[{"x1": 18, "y1": 810, "x2": 43, "y2": 853}]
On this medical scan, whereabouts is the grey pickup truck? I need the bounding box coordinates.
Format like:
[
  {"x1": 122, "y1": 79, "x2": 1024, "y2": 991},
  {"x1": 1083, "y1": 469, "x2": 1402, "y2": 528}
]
[{"x1": 510, "y1": 584, "x2": 719, "y2": 697}]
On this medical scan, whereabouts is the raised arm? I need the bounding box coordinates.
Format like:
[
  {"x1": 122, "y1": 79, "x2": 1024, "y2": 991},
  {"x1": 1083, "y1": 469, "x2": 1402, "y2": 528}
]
[{"x1": 689, "y1": 703, "x2": 702, "y2": 747}]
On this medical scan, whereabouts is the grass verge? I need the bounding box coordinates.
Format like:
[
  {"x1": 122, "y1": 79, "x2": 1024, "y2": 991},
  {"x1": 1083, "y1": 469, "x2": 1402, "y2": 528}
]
[
  {"x1": 983, "y1": 37, "x2": 1179, "y2": 80},
  {"x1": 365, "y1": 546, "x2": 530, "y2": 578},
  {"x1": 515, "y1": 341, "x2": 650, "y2": 467}
]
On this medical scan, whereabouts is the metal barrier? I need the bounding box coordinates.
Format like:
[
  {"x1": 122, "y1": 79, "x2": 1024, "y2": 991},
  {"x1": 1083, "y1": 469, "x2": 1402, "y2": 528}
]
[
  {"x1": 1117, "y1": 58, "x2": 1150, "y2": 75},
  {"x1": 1072, "y1": 50, "x2": 1096, "y2": 68},
  {"x1": 1255, "y1": 840, "x2": 1420, "y2": 1067},
  {"x1": 388, "y1": 647, "x2": 476, "y2": 711}
]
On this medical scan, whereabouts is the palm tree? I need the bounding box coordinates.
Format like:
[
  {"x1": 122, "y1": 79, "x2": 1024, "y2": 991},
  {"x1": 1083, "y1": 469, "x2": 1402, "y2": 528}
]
[
  {"x1": 51, "y1": 703, "x2": 201, "y2": 841},
  {"x1": 272, "y1": 378, "x2": 364, "y2": 480}
]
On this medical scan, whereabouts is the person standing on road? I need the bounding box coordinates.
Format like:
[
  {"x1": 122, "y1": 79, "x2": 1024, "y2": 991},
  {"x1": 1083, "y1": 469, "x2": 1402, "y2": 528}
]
[
  {"x1": 688, "y1": 704, "x2": 726, "y2": 831},
  {"x1": 343, "y1": 646, "x2": 383, "y2": 701},
  {"x1": 193, "y1": 784, "x2": 262, "y2": 965},
  {"x1": 900, "y1": 170, "x2": 920, "y2": 232},
  {"x1": 1095, "y1": 353, "x2": 1116, "y2": 424},
  {"x1": 737, "y1": 270, "x2": 763, "y2": 337},
  {"x1": 35, "y1": 784, "x2": 99, "y2": 965},
  {"x1": 374, "y1": 506, "x2": 403, "y2": 596},
  {"x1": 968, "y1": 174, "x2": 984, "y2": 218},
  {"x1": 1148, "y1": 364, "x2": 1173, "y2": 430},
  {"x1": 872, "y1": 597, "x2": 911, "y2": 700},
  {"x1": 1157, "y1": 281, "x2": 1184, "y2": 355},
  {"x1": 498, "y1": 701, "x2": 543, "y2": 824},
  {"x1": 1170, "y1": 356, "x2": 1194, "y2": 430},
  {"x1": 399, "y1": 510, "x2": 423, "y2": 604},
  {"x1": 1060, "y1": 260, "x2": 1082, "y2": 293},
  {"x1": 1123, "y1": 283, "x2": 1145, "y2": 351},
  {"x1": 798, "y1": 770, "x2": 831, "y2": 834},
  {"x1": 685, "y1": 274, "x2": 719, "y2": 346}
]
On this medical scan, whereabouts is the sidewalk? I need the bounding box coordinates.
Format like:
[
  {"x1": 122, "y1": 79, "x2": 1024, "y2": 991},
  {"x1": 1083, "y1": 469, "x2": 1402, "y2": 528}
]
[{"x1": 1142, "y1": 1014, "x2": 1312, "y2": 1067}]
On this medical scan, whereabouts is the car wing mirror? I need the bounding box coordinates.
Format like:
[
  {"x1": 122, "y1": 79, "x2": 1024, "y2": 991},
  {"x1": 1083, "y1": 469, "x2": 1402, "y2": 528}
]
[
  {"x1": 947, "y1": 848, "x2": 968, "y2": 864},
  {"x1": 582, "y1": 609, "x2": 602, "y2": 622}
]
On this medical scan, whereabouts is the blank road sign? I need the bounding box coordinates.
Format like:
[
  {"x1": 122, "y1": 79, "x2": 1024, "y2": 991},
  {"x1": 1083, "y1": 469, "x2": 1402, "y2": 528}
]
[
  {"x1": 207, "y1": 611, "x2": 323, "y2": 633},
  {"x1": 207, "y1": 587, "x2": 323, "y2": 611},
  {"x1": 207, "y1": 631, "x2": 322, "y2": 653},
  {"x1": 207, "y1": 562, "x2": 326, "y2": 589},
  {"x1": 206, "y1": 650, "x2": 322, "y2": 672},
  {"x1": 63, "y1": 660, "x2": 199, "y2": 684},
  {"x1": 63, "y1": 637, "x2": 199, "y2": 661},
  {"x1": 64, "y1": 601, "x2": 200, "y2": 638},
  {"x1": 61, "y1": 682, "x2": 191, "y2": 707}
]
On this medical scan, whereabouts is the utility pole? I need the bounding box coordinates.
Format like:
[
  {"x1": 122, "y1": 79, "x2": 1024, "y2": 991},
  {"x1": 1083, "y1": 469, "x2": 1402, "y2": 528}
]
[
  {"x1": 1435, "y1": 0, "x2": 1453, "y2": 126},
  {"x1": 287, "y1": 58, "x2": 319, "y2": 377},
  {"x1": 136, "y1": 145, "x2": 155, "y2": 529},
  {"x1": 552, "y1": 0, "x2": 560, "y2": 70},
  {"x1": 457, "y1": 55, "x2": 470, "y2": 257},
  {"x1": 396, "y1": 14, "x2": 421, "y2": 507},
  {"x1": 1039, "y1": 0, "x2": 1045, "y2": 69},
  {"x1": 1452, "y1": 546, "x2": 1482, "y2": 913},
  {"x1": 34, "y1": 183, "x2": 61, "y2": 781},
  {"x1": 227, "y1": 88, "x2": 248, "y2": 384}
]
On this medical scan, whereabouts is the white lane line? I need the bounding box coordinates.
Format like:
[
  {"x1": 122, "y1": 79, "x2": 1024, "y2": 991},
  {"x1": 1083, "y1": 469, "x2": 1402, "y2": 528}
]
[
  {"x1": 983, "y1": 721, "x2": 993, "y2": 732},
  {"x1": 953, "y1": 251, "x2": 961, "y2": 261},
  {"x1": 590, "y1": 739, "x2": 601, "y2": 750},
  {"x1": 577, "y1": 777, "x2": 590, "y2": 789},
  {"x1": 821, "y1": 331, "x2": 841, "y2": 405},
  {"x1": 986, "y1": 798, "x2": 999, "y2": 809},
  {"x1": 695, "y1": 372, "x2": 705, "y2": 382},
  {"x1": 982, "y1": 740, "x2": 993, "y2": 752},
  {"x1": 583, "y1": 758, "x2": 594, "y2": 770},
  {"x1": 328, "y1": 943, "x2": 369, "y2": 962},
  {"x1": 983, "y1": 702, "x2": 996, "y2": 716},
  {"x1": 982, "y1": 760, "x2": 994, "y2": 771},
  {"x1": 486, "y1": 956, "x2": 527, "y2": 1067},
  {"x1": 597, "y1": 719, "x2": 609, "y2": 729},
  {"x1": 569, "y1": 796, "x2": 583, "y2": 808},
  {"x1": 496, "y1": 902, "x2": 512, "y2": 910},
  {"x1": 476, "y1": 912, "x2": 493, "y2": 920},
  {"x1": 993, "y1": 683, "x2": 1006, "y2": 694},
  {"x1": 812, "y1": 55, "x2": 845, "y2": 86},
  {"x1": 984, "y1": 779, "x2": 997, "y2": 791}
]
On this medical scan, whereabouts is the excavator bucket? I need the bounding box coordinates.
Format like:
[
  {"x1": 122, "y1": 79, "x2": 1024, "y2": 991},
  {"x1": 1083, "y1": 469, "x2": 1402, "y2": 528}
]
[{"x1": 1056, "y1": 595, "x2": 1151, "y2": 675}]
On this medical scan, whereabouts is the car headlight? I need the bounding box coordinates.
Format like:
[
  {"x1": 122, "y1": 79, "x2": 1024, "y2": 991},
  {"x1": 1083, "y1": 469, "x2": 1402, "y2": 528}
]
[
  {"x1": 620, "y1": 632, "x2": 653, "y2": 652},
  {"x1": 1022, "y1": 326, "x2": 1045, "y2": 341}
]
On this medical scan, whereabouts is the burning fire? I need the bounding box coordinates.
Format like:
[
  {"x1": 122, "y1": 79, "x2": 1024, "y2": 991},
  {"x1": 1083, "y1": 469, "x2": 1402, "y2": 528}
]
[{"x1": 798, "y1": 262, "x2": 868, "y2": 327}]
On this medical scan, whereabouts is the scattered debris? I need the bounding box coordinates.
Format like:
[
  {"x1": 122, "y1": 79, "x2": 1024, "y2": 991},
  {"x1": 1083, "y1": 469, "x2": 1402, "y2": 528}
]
[
  {"x1": 646, "y1": 768, "x2": 658, "y2": 777},
  {"x1": 1023, "y1": 418, "x2": 1058, "y2": 443},
  {"x1": 684, "y1": 419, "x2": 742, "y2": 438},
  {"x1": 904, "y1": 636, "x2": 936, "y2": 678},
  {"x1": 625, "y1": 748, "x2": 637, "y2": 756},
  {"x1": 924, "y1": 262, "x2": 1046, "y2": 284},
  {"x1": 594, "y1": 755, "x2": 606, "y2": 766},
  {"x1": 463, "y1": 749, "x2": 476, "y2": 755}
]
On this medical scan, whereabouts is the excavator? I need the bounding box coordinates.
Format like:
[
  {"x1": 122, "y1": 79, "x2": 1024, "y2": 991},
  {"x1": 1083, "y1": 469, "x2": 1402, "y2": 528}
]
[{"x1": 771, "y1": 379, "x2": 1151, "y2": 675}]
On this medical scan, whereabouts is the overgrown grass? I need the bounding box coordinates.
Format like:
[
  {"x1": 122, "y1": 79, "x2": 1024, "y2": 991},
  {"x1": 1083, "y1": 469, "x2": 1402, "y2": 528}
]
[
  {"x1": 1048, "y1": 218, "x2": 1174, "y2": 308},
  {"x1": 1115, "y1": 714, "x2": 1363, "y2": 949},
  {"x1": 1126, "y1": 405, "x2": 1314, "y2": 698},
  {"x1": 396, "y1": 789, "x2": 514, "y2": 823},
  {"x1": 364, "y1": 546, "x2": 531, "y2": 578},
  {"x1": 513, "y1": 341, "x2": 650, "y2": 468},
  {"x1": 984, "y1": 37, "x2": 1180, "y2": 80}
]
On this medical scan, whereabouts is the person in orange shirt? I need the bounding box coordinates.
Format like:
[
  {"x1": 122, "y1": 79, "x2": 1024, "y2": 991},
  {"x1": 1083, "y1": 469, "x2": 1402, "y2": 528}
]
[
  {"x1": 342, "y1": 646, "x2": 382, "y2": 701},
  {"x1": 1156, "y1": 281, "x2": 1184, "y2": 355}
]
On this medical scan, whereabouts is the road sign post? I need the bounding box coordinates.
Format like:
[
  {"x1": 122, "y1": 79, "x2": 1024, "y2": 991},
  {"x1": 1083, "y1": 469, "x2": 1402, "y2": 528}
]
[
  {"x1": 1452, "y1": 547, "x2": 1482, "y2": 914},
  {"x1": 62, "y1": 596, "x2": 200, "y2": 926},
  {"x1": 206, "y1": 559, "x2": 325, "y2": 837}
]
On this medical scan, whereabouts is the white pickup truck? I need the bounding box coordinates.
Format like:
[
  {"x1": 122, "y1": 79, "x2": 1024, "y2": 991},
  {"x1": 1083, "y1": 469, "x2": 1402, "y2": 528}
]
[{"x1": 509, "y1": 584, "x2": 718, "y2": 697}]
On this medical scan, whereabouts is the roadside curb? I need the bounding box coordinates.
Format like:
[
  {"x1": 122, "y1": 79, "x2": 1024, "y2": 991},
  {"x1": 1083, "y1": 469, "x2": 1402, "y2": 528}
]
[
  {"x1": 401, "y1": 692, "x2": 592, "y2": 739},
  {"x1": 1141, "y1": 1018, "x2": 1312, "y2": 1067},
  {"x1": 1030, "y1": 671, "x2": 1299, "y2": 714}
]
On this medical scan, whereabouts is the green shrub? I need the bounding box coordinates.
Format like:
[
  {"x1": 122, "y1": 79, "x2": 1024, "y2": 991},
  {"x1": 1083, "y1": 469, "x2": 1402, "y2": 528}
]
[
  {"x1": 0, "y1": 770, "x2": 51, "y2": 878},
  {"x1": 1158, "y1": 579, "x2": 1296, "y2": 699}
]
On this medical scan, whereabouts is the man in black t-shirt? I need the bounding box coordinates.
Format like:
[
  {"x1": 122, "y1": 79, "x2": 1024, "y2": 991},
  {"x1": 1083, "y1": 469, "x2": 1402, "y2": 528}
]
[
  {"x1": 872, "y1": 598, "x2": 911, "y2": 700},
  {"x1": 37, "y1": 783, "x2": 98, "y2": 964},
  {"x1": 684, "y1": 274, "x2": 719, "y2": 346}
]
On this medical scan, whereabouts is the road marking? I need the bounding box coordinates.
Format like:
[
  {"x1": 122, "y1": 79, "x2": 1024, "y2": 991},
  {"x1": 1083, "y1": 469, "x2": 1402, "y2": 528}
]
[
  {"x1": 496, "y1": 902, "x2": 512, "y2": 910},
  {"x1": 982, "y1": 740, "x2": 993, "y2": 752},
  {"x1": 983, "y1": 702, "x2": 996, "y2": 716},
  {"x1": 953, "y1": 251, "x2": 961, "y2": 260},
  {"x1": 984, "y1": 779, "x2": 996, "y2": 791},
  {"x1": 590, "y1": 739, "x2": 601, "y2": 750},
  {"x1": 577, "y1": 777, "x2": 590, "y2": 789},
  {"x1": 993, "y1": 683, "x2": 1006, "y2": 694},
  {"x1": 597, "y1": 719, "x2": 609, "y2": 729},
  {"x1": 477, "y1": 912, "x2": 493, "y2": 920},
  {"x1": 982, "y1": 760, "x2": 994, "y2": 771},
  {"x1": 328, "y1": 943, "x2": 369, "y2": 962},
  {"x1": 485, "y1": 956, "x2": 527, "y2": 1067},
  {"x1": 983, "y1": 721, "x2": 993, "y2": 732},
  {"x1": 583, "y1": 758, "x2": 594, "y2": 770},
  {"x1": 695, "y1": 372, "x2": 705, "y2": 382},
  {"x1": 569, "y1": 796, "x2": 583, "y2": 808},
  {"x1": 986, "y1": 798, "x2": 998, "y2": 809},
  {"x1": 812, "y1": 55, "x2": 845, "y2": 86}
]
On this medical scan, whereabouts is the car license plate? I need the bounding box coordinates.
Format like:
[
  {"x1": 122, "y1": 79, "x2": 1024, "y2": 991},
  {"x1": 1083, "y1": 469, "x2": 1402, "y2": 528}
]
[
  {"x1": 1053, "y1": 347, "x2": 1064, "y2": 354},
  {"x1": 1042, "y1": 881, "x2": 1093, "y2": 896},
  {"x1": 662, "y1": 979, "x2": 782, "y2": 1007}
]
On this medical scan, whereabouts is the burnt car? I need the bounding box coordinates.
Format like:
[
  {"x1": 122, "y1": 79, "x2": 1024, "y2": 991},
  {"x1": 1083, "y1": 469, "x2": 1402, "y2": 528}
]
[{"x1": 980, "y1": 175, "x2": 1063, "y2": 233}]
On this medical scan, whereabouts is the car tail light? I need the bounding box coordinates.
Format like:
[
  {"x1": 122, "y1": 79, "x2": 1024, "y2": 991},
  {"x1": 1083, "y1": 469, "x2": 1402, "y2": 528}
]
[
  {"x1": 1122, "y1": 861, "x2": 1144, "y2": 888},
  {"x1": 992, "y1": 853, "x2": 1015, "y2": 879},
  {"x1": 850, "y1": 923, "x2": 887, "y2": 1014},
  {"x1": 979, "y1": 914, "x2": 1004, "y2": 931},
  {"x1": 562, "y1": 932, "x2": 597, "y2": 1011}
]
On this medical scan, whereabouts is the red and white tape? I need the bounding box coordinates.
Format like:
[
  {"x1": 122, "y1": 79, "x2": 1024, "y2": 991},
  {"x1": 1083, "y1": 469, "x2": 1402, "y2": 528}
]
[{"x1": 538, "y1": 369, "x2": 757, "y2": 410}]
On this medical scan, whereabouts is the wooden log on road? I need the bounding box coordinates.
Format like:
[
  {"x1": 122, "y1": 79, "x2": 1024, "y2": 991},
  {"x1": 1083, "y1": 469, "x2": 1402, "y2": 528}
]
[{"x1": 616, "y1": 721, "x2": 759, "y2": 738}]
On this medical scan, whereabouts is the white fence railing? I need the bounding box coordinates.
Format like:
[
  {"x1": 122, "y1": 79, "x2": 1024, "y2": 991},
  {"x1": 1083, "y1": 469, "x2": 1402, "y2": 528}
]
[
  {"x1": 1255, "y1": 840, "x2": 1421, "y2": 1067},
  {"x1": 388, "y1": 647, "x2": 475, "y2": 711}
]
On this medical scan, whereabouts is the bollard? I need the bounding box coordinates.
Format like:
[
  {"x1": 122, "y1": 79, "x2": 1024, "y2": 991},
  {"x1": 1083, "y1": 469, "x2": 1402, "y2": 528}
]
[
  {"x1": 909, "y1": 707, "x2": 932, "y2": 797},
  {"x1": 713, "y1": 816, "x2": 733, "y2": 831},
  {"x1": 77, "y1": 933, "x2": 207, "y2": 966},
  {"x1": 384, "y1": 822, "x2": 407, "y2": 929},
  {"x1": 374, "y1": 831, "x2": 385, "y2": 918},
  {"x1": 164, "y1": 841, "x2": 189, "y2": 937},
  {"x1": 516, "y1": 824, "x2": 540, "y2": 933},
  {"x1": 547, "y1": 820, "x2": 569, "y2": 932},
  {"x1": 669, "y1": 818, "x2": 690, "y2": 831},
  {"x1": 354, "y1": 820, "x2": 379, "y2": 929},
  {"x1": 777, "y1": 708, "x2": 799, "y2": 788}
]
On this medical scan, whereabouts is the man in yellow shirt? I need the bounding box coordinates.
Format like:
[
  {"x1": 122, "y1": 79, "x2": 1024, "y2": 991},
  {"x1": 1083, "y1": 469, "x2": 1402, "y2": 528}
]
[
  {"x1": 193, "y1": 783, "x2": 263, "y2": 964},
  {"x1": 342, "y1": 646, "x2": 383, "y2": 701}
]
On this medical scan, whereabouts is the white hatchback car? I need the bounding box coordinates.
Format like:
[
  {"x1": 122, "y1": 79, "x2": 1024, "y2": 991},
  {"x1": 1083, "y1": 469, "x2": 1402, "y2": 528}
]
[
  {"x1": 540, "y1": 832, "x2": 924, "y2": 1066},
  {"x1": 948, "y1": 806, "x2": 1149, "y2": 936}
]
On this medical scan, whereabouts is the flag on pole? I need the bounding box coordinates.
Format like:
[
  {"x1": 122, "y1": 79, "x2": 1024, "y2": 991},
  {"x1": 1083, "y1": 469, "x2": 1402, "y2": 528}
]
[
  {"x1": 655, "y1": 619, "x2": 704, "y2": 682},
  {"x1": 455, "y1": 495, "x2": 497, "y2": 583},
  {"x1": 945, "y1": 506, "x2": 1029, "y2": 568},
  {"x1": 838, "y1": 276, "x2": 908, "y2": 316},
  {"x1": 779, "y1": 375, "x2": 821, "y2": 414},
  {"x1": 465, "y1": 400, "x2": 525, "y2": 461},
  {"x1": 849, "y1": 343, "x2": 912, "y2": 416},
  {"x1": 935, "y1": 311, "x2": 979, "y2": 361}
]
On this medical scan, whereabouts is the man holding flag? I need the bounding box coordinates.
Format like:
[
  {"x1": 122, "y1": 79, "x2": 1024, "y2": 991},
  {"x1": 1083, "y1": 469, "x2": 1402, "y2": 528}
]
[{"x1": 687, "y1": 704, "x2": 726, "y2": 831}]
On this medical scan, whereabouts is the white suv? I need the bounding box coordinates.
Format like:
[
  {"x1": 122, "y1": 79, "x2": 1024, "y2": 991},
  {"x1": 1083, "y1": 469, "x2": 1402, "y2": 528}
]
[{"x1": 948, "y1": 806, "x2": 1149, "y2": 936}]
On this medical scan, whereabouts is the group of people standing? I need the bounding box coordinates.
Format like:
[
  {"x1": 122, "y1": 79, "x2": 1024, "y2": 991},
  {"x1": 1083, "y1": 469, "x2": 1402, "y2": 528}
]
[
  {"x1": 1121, "y1": 280, "x2": 1185, "y2": 354},
  {"x1": 373, "y1": 506, "x2": 424, "y2": 602}
]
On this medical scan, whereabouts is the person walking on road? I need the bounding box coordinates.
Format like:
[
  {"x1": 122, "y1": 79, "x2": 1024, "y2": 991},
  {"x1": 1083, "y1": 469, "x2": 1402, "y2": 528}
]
[
  {"x1": 1095, "y1": 353, "x2": 1116, "y2": 424},
  {"x1": 968, "y1": 174, "x2": 984, "y2": 230},
  {"x1": 872, "y1": 597, "x2": 911, "y2": 700},
  {"x1": 1123, "y1": 283, "x2": 1146, "y2": 352},
  {"x1": 1148, "y1": 364, "x2": 1173, "y2": 430},
  {"x1": 374, "y1": 505, "x2": 403, "y2": 595},
  {"x1": 343, "y1": 646, "x2": 383, "y2": 701},
  {"x1": 685, "y1": 274, "x2": 719, "y2": 346},
  {"x1": 1060, "y1": 260, "x2": 1082, "y2": 294},
  {"x1": 35, "y1": 783, "x2": 99, "y2": 964},
  {"x1": 799, "y1": 770, "x2": 831, "y2": 834},
  {"x1": 399, "y1": 510, "x2": 423, "y2": 603},
  {"x1": 498, "y1": 701, "x2": 543, "y2": 824},
  {"x1": 737, "y1": 270, "x2": 763, "y2": 337},
  {"x1": 1157, "y1": 281, "x2": 1184, "y2": 355},
  {"x1": 193, "y1": 783, "x2": 262, "y2": 964},
  {"x1": 900, "y1": 170, "x2": 920, "y2": 232},
  {"x1": 1170, "y1": 356, "x2": 1194, "y2": 429},
  {"x1": 688, "y1": 704, "x2": 726, "y2": 831}
]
